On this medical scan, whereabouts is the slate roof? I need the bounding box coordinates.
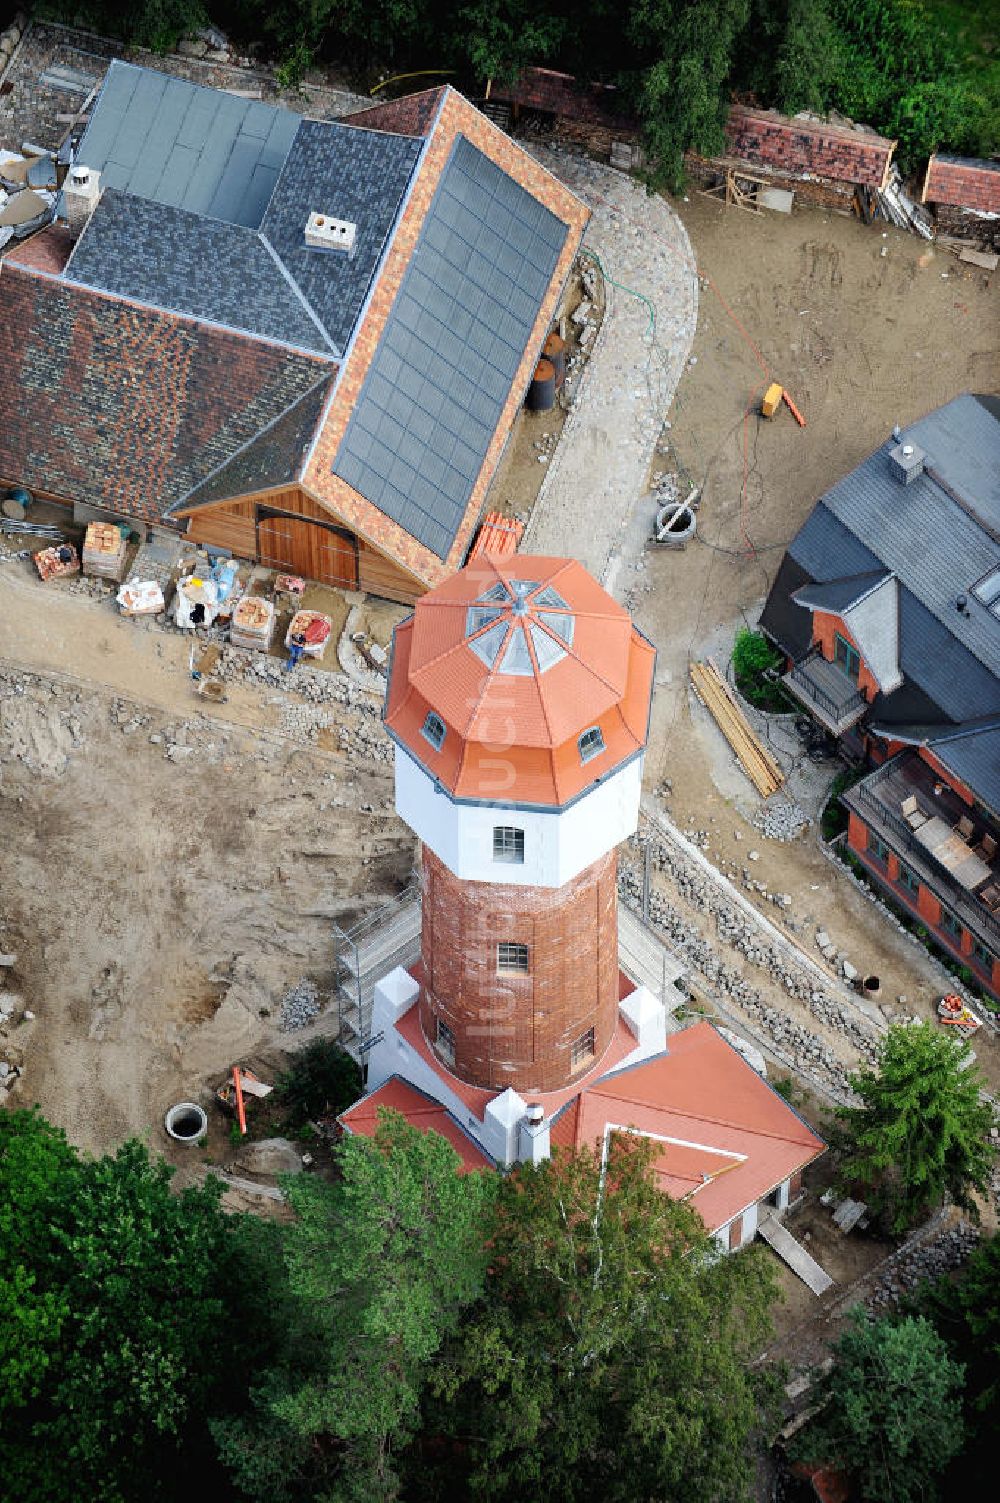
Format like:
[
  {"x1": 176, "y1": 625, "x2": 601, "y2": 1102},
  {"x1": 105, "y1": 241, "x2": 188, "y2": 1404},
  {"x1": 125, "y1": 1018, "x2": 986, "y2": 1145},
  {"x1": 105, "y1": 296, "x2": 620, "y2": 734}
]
[
  {"x1": 333, "y1": 134, "x2": 568, "y2": 560},
  {"x1": 792, "y1": 570, "x2": 889, "y2": 615},
  {"x1": 0, "y1": 267, "x2": 327, "y2": 522},
  {"x1": 259, "y1": 119, "x2": 422, "y2": 353},
  {"x1": 761, "y1": 394, "x2": 1000, "y2": 805},
  {"x1": 77, "y1": 60, "x2": 299, "y2": 228},
  {"x1": 171, "y1": 378, "x2": 333, "y2": 513},
  {"x1": 65, "y1": 190, "x2": 334, "y2": 355}
]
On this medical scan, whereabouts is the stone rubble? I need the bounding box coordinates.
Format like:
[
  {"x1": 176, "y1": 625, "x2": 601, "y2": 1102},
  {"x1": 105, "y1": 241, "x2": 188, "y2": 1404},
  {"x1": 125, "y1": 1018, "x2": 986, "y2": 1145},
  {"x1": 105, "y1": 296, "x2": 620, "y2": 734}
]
[
  {"x1": 279, "y1": 977, "x2": 321, "y2": 1032},
  {"x1": 866, "y1": 1220, "x2": 980, "y2": 1310}
]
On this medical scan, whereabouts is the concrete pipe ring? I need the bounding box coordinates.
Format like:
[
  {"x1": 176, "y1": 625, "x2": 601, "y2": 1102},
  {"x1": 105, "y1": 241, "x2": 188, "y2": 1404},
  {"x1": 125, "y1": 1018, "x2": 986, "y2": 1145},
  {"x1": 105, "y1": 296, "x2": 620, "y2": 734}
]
[
  {"x1": 164, "y1": 1101, "x2": 208, "y2": 1144},
  {"x1": 655, "y1": 502, "x2": 697, "y2": 544}
]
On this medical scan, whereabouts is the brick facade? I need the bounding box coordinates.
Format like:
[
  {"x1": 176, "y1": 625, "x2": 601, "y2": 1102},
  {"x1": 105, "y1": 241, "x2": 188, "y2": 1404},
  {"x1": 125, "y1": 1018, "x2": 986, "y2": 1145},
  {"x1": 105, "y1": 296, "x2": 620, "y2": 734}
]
[
  {"x1": 724, "y1": 106, "x2": 895, "y2": 188},
  {"x1": 922, "y1": 154, "x2": 1000, "y2": 214},
  {"x1": 810, "y1": 610, "x2": 880, "y2": 702},
  {"x1": 419, "y1": 845, "x2": 619, "y2": 1093}
]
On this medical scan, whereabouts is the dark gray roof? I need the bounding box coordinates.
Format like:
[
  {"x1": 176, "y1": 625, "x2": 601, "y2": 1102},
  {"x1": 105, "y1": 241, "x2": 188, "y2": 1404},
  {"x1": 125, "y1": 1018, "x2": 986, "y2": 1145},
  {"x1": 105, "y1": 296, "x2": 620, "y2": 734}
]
[
  {"x1": 332, "y1": 135, "x2": 569, "y2": 559},
  {"x1": 171, "y1": 378, "x2": 333, "y2": 513},
  {"x1": 792, "y1": 570, "x2": 889, "y2": 614},
  {"x1": 78, "y1": 61, "x2": 298, "y2": 229},
  {"x1": 908, "y1": 392, "x2": 1000, "y2": 538},
  {"x1": 259, "y1": 120, "x2": 421, "y2": 353},
  {"x1": 65, "y1": 190, "x2": 333, "y2": 355},
  {"x1": 782, "y1": 399, "x2": 1000, "y2": 686},
  {"x1": 897, "y1": 590, "x2": 1000, "y2": 722}
]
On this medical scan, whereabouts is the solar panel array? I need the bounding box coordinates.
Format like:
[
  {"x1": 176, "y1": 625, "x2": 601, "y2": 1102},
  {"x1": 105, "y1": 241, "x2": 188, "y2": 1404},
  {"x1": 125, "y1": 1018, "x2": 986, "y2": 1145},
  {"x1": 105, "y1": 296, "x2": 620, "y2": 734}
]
[{"x1": 332, "y1": 135, "x2": 568, "y2": 559}]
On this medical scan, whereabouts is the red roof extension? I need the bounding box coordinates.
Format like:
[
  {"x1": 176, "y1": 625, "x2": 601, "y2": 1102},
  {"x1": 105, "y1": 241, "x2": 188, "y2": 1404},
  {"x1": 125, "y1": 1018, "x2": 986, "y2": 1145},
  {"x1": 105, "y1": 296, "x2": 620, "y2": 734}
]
[{"x1": 338, "y1": 1075, "x2": 494, "y2": 1172}]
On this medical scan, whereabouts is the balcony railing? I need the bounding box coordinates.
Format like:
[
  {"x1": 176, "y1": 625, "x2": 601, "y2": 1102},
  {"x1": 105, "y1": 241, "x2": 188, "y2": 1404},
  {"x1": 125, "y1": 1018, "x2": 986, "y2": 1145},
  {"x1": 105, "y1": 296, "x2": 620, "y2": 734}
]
[
  {"x1": 783, "y1": 648, "x2": 867, "y2": 732},
  {"x1": 846, "y1": 773, "x2": 1000, "y2": 953}
]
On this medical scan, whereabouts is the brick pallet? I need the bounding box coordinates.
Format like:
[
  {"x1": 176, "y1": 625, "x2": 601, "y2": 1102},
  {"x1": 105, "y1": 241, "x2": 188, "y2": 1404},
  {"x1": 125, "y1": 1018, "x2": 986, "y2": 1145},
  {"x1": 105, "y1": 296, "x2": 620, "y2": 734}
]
[
  {"x1": 82, "y1": 521, "x2": 127, "y2": 581},
  {"x1": 230, "y1": 594, "x2": 275, "y2": 650}
]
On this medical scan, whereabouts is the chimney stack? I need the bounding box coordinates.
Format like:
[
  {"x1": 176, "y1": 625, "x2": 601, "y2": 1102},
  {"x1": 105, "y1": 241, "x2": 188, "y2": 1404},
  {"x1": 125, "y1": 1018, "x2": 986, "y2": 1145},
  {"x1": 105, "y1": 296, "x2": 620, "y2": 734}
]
[{"x1": 62, "y1": 164, "x2": 101, "y2": 227}]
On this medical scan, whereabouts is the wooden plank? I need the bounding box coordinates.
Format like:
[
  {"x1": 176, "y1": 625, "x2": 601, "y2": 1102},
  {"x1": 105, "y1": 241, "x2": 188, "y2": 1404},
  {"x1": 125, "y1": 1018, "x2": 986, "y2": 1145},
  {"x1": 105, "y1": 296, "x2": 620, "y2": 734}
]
[
  {"x1": 959, "y1": 246, "x2": 998, "y2": 271},
  {"x1": 689, "y1": 660, "x2": 784, "y2": 798}
]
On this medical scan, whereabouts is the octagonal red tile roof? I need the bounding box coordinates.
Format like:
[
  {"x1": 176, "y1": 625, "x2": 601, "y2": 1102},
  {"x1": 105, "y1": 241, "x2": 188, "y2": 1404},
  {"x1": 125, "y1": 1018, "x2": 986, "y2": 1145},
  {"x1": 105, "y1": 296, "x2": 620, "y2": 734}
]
[{"x1": 384, "y1": 553, "x2": 656, "y2": 808}]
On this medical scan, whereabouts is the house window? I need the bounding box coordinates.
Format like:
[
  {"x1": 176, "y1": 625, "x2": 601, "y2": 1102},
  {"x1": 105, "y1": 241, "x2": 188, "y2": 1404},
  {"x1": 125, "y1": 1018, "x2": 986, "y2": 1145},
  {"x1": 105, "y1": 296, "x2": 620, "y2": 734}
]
[
  {"x1": 497, "y1": 942, "x2": 529, "y2": 974},
  {"x1": 435, "y1": 1017, "x2": 455, "y2": 1064},
  {"x1": 421, "y1": 711, "x2": 446, "y2": 751},
  {"x1": 578, "y1": 726, "x2": 605, "y2": 764},
  {"x1": 570, "y1": 1027, "x2": 596, "y2": 1071},
  {"x1": 866, "y1": 830, "x2": 890, "y2": 867},
  {"x1": 939, "y1": 910, "x2": 962, "y2": 943},
  {"x1": 493, "y1": 826, "x2": 525, "y2": 864},
  {"x1": 834, "y1": 633, "x2": 861, "y2": 683},
  {"x1": 971, "y1": 940, "x2": 994, "y2": 975},
  {"x1": 897, "y1": 860, "x2": 920, "y2": 897}
]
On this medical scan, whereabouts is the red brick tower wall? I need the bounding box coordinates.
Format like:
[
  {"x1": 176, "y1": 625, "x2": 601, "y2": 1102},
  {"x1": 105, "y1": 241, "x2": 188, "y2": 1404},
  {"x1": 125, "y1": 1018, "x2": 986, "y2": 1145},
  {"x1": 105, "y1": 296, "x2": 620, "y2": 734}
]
[{"x1": 419, "y1": 846, "x2": 619, "y2": 1093}]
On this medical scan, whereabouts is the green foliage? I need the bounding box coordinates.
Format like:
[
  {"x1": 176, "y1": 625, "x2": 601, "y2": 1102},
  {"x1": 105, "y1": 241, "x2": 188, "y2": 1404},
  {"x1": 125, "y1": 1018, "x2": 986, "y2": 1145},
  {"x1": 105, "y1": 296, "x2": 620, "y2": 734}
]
[
  {"x1": 731, "y1": 626, "x2": 792, "y2": 711},
  {"x1": 794, "y1": 1307, "x2": 965, "y2": 1503},
  {"x1": 420, "y1": 1133, "x2": 779, "y2": 1502},
  {"x1": 274, "y1": 1037, "x2": 362, "y2": 1128},
  {"x1": 37, "y1": 0, "x2": 208, "y2": 52},
  {"x1": 906, "y1": 1230, "x2": 1000, "y2": 1492},
  {"x1": 458, "y1": 0, "x2": 568, "y2": 86},
  {"x1": 836, "y1": 1022, "x2": 996, "y2": 1233},
  {"x1": 820, "y1": 765, "x2": 864, "y2": 841},
  {"x1": 0, "y1": 1108, "x2": 270, "y2": 1503},
  {"x1": 224, "y1": 1109, "x2": 495, "y2": 1502}
]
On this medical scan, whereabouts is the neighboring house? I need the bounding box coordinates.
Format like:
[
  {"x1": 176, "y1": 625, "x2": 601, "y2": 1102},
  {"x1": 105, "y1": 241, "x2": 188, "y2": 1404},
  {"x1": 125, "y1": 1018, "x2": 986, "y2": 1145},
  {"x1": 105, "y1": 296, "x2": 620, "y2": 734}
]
[
  {"x1": 0, "y1": 65, "x2": 588, "y2": 602},
  {"x1": 760, "y1": 394, "x2": 1000, "y2": 997}
]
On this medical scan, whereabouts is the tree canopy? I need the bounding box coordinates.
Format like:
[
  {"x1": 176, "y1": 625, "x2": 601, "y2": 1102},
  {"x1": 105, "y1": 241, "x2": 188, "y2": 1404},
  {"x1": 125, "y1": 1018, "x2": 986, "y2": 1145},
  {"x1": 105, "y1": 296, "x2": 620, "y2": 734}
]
[
  {"x1": 794, "y1": 1307, "x2": 965, "y2": 1503},
  {"x1": 835, "y1": 1021, "x2": 996, "y2": 1233},
  {"x1": 0, "y1": 1107, "x2": 274, "y2": 1503},
  {"x1": 418, "y1": 1133, "x2": 779, "y2": 1502}
]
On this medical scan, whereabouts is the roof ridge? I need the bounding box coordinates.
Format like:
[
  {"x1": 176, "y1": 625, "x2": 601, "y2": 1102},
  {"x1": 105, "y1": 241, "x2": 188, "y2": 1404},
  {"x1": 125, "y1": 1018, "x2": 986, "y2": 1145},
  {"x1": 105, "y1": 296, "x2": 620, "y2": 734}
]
[
  {"x1": 165, "y1": 372, "x2": 332, "y2": 515},
  {"x1": 258, "y1": 231, "x2": 340, "y2": 357}
]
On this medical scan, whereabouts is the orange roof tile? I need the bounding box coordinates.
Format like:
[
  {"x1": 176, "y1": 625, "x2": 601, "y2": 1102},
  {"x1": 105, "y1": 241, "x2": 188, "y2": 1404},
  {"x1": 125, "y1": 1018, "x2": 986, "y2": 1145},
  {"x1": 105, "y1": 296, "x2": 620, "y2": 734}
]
[
  {"x1": 338, "y1": 1075, "x2": 494, "y2": 1172},
  {"x1": 469, "y1": 515, "x2": 524, "y2": 561},
  {"x1": 553, "y1": 1023, "x2": 824, "y2": 1233},
  {"x1": 384, "y1": 554, "x2": 655, "y2": 807}
]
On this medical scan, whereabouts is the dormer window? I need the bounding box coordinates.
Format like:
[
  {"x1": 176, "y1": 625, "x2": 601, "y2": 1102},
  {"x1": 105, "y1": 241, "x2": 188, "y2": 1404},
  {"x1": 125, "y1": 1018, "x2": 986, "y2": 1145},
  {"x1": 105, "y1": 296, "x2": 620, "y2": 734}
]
[
  {"x1": 421, "y1": 711, "x2": 446, "y2": 751},
  {"x1": 578, "y1": 725, "x2": 605, "y2": 764}
]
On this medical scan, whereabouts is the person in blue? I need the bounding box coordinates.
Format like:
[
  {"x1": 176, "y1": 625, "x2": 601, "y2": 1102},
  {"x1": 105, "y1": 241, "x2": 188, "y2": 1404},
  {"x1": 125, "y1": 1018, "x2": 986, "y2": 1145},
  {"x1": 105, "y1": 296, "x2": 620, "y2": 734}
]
[{"x1": 285, "y1": 631, "x2": 307, "y2": 672}]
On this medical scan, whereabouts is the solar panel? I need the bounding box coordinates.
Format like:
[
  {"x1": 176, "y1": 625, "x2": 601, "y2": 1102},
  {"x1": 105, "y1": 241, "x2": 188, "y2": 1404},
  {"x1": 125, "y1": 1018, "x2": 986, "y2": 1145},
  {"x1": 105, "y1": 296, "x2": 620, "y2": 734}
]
[{"x1": 332, "y1": 134, "x2": 568, "y2": 559}]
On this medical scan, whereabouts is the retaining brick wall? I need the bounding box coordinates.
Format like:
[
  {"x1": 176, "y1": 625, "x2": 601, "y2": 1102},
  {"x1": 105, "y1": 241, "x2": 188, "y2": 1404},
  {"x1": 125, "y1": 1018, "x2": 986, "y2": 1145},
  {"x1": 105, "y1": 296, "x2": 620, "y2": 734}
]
[
  {"x1": 419, "y1": 846, "x2": 619, "y2": 1093},
  {"x1": 922, "y1": 154, "x2": 1000, "y2": 214},
  {"x1": 725, "y1": 106, "x2": 895, "y2": 188}
]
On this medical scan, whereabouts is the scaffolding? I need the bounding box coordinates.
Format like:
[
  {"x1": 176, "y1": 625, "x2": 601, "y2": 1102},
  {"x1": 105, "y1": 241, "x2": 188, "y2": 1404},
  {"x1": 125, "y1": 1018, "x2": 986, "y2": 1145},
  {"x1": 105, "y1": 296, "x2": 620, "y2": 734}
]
[{"x1": 333, "y1": 883, "x2": 422, "y2": 1058}]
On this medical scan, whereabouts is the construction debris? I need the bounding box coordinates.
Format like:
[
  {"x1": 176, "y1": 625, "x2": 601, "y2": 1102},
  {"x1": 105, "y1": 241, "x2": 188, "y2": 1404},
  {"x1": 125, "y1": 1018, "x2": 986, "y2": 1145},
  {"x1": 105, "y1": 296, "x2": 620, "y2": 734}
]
[
  {"x1": 34, "y1": 544, "x2": 79, "y2": 582},
  {"x1": 877, "y1": 164, "x2": 934, "y2": 239},
  {"x1": 280, "y1": 978, "x2": 321, "y2": 1031},
  {"x1": 116, "y1": 579, "x2": 164, "y2": 617},
  {"x1": 689, "y1": 659, "x2": 785, "y2": 798}
]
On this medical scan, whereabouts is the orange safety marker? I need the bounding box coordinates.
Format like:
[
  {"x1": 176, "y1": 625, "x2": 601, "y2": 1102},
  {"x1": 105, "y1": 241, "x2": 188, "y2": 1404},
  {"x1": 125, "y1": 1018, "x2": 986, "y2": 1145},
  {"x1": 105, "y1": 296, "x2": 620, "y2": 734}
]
[
  {"x1": 232, "y1": 1065, "x2": 247, "y2": 1136},
  {"x1": 782, "y1": 389, "x2": 807, "y2": 427}
]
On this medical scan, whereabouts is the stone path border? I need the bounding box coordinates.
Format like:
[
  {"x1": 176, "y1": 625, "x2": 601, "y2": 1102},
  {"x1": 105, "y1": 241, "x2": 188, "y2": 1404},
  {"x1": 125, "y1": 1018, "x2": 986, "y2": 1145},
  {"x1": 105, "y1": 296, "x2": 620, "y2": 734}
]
[{"x1": 521, "y1": 149, "x2": 699, "y2": 586}]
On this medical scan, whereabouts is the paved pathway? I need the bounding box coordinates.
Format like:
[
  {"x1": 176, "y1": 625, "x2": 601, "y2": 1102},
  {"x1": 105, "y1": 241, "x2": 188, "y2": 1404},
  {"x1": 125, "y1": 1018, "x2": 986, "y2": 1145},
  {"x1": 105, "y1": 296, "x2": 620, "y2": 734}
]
[{"x1": 523, "y1": 149, "x2": 699, "y2": 587}]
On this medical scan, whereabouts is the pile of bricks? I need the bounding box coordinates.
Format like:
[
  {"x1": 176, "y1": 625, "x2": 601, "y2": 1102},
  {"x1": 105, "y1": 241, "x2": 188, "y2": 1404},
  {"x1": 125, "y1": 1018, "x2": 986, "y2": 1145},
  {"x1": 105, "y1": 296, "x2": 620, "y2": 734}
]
[{"x1": 724, "y1": 106, "x2": 895, "y2": 188}]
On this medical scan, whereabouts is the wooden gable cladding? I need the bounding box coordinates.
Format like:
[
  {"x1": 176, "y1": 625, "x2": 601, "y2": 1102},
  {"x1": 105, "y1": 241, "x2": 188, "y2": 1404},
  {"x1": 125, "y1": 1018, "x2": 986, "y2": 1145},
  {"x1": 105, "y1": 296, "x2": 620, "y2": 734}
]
[{"x1": 182, "y1": 483, "x2": 427, "y2": 604}]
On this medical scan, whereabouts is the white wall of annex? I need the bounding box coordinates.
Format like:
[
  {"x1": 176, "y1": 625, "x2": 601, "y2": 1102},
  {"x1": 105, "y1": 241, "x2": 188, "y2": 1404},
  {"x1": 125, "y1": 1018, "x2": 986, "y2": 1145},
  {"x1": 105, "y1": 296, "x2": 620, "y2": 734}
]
[{"x1": 394, "y1": 748, "x2": 643, "y2": 887}]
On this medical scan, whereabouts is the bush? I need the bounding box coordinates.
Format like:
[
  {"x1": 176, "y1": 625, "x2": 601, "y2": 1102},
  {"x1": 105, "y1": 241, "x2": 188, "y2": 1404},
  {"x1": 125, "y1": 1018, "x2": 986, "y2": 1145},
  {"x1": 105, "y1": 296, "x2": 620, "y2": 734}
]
[
  {"x1": 820, "y1": 766, "x2": 863, "y2": 842},
  {"x1": 731, "y1": 628, "x2": 793, "y2": 712},
  {"x1": 275, "y1": 1039, "x2": 362, "y2": 1127}
]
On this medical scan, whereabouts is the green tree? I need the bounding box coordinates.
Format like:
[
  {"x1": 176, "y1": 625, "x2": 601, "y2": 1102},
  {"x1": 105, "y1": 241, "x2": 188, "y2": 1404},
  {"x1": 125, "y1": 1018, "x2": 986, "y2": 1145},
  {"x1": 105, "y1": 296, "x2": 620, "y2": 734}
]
[
  {"x1": 275, "y1": 1036, "x2": 362, "y2": 1129},
  {"x1": 0, "y1": 1108, "x2": 266, "y2": 1503},
  {"x1": 38, "y1": 0, "x2": 208, "y2": 52},
  {"x1": 422, "y1": 1134, "x2": 778, "y2": 1502},
  {"x1": 458, "y1": 0, "x2": 569, "y2": 87},
  {"x1": 626, "y1": 0, "x2": 751, "y2": 191},
  {"x1": 221, "y1": 1110, "x2": 495, "y2": 1503},
  {"x1": 836, "y1": 1022, "x2": 995, "y2": 1233},
  {"x1": 795, "y1": 1308, "x2": 965, "y2": 1503}
]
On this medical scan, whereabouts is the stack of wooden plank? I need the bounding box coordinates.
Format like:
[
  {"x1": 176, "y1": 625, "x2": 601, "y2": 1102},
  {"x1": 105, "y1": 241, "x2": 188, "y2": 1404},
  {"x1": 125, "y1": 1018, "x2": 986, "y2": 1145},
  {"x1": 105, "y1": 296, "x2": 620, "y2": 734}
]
[
  {"x1": 82, "y1": 522, "x2": 128, "y2": 581},
  {"x1": 689, "y1": 659, "x2": 784, "y2": 798},
  {"x1": 230, "y1": 595, "x2": 275, "y2": 650}
]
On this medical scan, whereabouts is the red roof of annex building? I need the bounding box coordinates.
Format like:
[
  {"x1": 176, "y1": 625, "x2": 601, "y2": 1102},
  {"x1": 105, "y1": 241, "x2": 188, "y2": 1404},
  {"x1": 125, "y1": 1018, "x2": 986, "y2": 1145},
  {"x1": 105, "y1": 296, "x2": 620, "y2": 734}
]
[
  {"x1": 383, "y1": 553, "x2": 656, "y2": 807},
  {"x1": 550, "y1": 1023, "x2": 824, "y2": 1234},
  {"x1": 339, "y1": 1075, "x2": 494, "y2": 1173}
]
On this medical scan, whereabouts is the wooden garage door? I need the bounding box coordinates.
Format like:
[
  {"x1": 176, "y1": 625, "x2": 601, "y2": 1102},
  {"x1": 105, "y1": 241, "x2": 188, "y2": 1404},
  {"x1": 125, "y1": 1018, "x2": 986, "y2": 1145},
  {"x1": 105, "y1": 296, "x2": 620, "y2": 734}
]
[{"x1": 257, "y1": 512, "x2": 357, "y2": 589}]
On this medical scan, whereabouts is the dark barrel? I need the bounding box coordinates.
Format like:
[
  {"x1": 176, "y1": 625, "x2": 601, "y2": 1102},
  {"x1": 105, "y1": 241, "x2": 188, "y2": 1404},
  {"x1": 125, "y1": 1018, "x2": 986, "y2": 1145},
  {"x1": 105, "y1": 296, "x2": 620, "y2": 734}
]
[
  {"x1": 526, "y1": 357, "x2": 556, "y2": 412},
  {"x1": 542, "y1": 331, "x2": 566, "y2": 386}
]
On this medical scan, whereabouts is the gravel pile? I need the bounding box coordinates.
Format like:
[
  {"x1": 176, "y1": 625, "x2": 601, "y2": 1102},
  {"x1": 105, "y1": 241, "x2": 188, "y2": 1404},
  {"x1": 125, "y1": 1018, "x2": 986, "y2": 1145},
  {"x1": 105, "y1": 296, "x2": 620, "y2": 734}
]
[
  {"x1": 752, "y1": 800, "x2": 809, "y2": 841},
  {"x1": 280, "y1": 978, "x2": 321, "y2": 1032}
]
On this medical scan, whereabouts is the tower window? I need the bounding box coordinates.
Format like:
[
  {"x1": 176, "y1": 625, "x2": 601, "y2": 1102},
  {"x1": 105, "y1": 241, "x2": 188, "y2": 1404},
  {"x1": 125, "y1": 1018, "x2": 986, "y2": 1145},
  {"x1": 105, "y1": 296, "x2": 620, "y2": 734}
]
[
  {"x1": 497, "y1": 942, "x2": 529, "y2": 974},
  {"x1": 571, "y1": 1027, "x2": 596, "y2": 1070},
  {"x1": 578, "y1": 725, "x2": 605, "y2": 764},
  {"x1": 421, "y1": 711, "x2": 446, "y2": 751},
  {"x1": 493, "y1": 826, "x2": 525, "y2": 864},
  {"x1": 436, "y1": 1017, "x2": 455, "y2": 1064}
]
